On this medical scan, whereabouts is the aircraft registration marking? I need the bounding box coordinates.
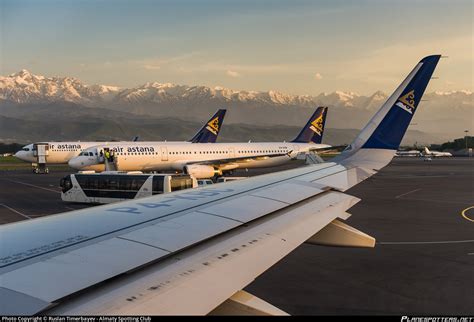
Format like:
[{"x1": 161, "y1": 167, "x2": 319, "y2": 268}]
[{"x1": 107, "y1": 188, "x2": 235, "y2": 214}]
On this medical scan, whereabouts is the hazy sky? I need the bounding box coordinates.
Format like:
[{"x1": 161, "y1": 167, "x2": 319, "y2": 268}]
[{"x1": 1, "y1": 0, "x2": 472, "y2": 95}]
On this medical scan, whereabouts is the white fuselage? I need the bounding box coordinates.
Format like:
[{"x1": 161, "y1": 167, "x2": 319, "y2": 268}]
[
  {"x1": 69, "y1": 141, "x2": 331, "y2": 172},
  {"x1": 13, "y1": 141, "x2": 189, "y2": 164},
  {"x1": 395, "y1": 150, "x2": 422, "y2": 157},
  {"x1": 425, "y1": 151, "x2": 453, "y2": 157},
  {"x1": 423, "y1": 147, "x2": 452, "y2": 157}
]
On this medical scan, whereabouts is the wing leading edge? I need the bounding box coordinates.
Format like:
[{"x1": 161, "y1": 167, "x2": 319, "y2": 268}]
[{"x1": 0, "y1": 55, "x2": 441, "y2": 315}]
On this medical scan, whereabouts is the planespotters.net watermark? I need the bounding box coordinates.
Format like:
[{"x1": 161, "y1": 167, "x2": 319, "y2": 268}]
[{"x1": 402, "y1": 317, "x2": 474, "y2": 322}]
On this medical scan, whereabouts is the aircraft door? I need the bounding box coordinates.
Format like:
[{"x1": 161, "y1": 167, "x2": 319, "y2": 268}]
[
  {"x1": 161, "y1": 147, "x2": 168, "y2": 161},
  {"x1": 228, "y1": 147, "x2": 235, "y2": 158},
  {"x1": 33, "y1": 143, "x2": 49, "y2": 164},
  {"x1": 96, "y1": 147, "x2": 104, "y2": 163}
]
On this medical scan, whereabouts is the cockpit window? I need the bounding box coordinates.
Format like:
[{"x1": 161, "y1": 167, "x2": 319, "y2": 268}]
[{"x1": 22, "y1": 148, "x2": 30, "y2": 151}]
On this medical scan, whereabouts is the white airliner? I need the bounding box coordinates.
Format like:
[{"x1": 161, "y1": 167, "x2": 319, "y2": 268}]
[
  {"x1": 423, "y1": 146, "x2": 452, "y2": 157},
  {"x1": 68, "y1": 107, "x2": 332, "y2": 178},
  {"x1": 13, "y1": 109, "x2": 227, "y2": 165},
  {"x1": 395, "y1": 149, "x2": 422, "y2": 157},
  {"x1": 0, "y1": 55, "x2": 441, "y2": 315}
]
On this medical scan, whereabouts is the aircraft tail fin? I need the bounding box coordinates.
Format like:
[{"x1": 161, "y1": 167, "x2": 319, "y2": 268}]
[
  {"x1": 334, "y1": 55, "x2": 441, "y2": 169},
  {"x1": 291, "y1": 106, "x2": 328, "y2": 144},
  {"x1": 189, "y1": 109, "x2": 227, "y2": 143},
  {"x1": 424, "y1": 147, "x2": 431, "y2": 154}
]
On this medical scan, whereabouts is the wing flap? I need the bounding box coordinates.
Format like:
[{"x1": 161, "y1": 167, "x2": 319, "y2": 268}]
[
  {"x1": 118, "y1": 211, "x2": 241, "y2": 252},
  {"x1": 200, "y1": 195, "x2": 287, "y2": 222},
  {"x1": 250, "y1": 181, "x2": 329, "y2": 204},
  {"x1": 47, "y1": 191, "x2": 359, "y2": 315}
]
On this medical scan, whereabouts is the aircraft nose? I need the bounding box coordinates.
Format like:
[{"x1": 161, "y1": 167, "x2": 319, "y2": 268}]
[
  {"x1": 14, "y1": 151, "x2": 25, "y2": 161},
  {"x1": 68, "y1": 157, "x2": 83, "y2": 169}
]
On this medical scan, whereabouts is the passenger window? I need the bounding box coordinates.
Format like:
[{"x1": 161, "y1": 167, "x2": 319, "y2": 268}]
[
  {"x1": 170, "y1": 176, "x2": 193, "y2": 191},
  {"x1": 152, "y1": 176, "x2": 164, "y2": 194}
]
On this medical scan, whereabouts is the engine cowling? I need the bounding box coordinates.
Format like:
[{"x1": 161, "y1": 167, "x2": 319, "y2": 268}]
[{"x1": 184, "y1": 164, "x2": 221, "y2": 179}]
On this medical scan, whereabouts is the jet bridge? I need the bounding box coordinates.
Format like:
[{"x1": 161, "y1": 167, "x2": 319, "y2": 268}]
[{"x1": 32, "y1": 143, "x2": 49, "y2": 174}]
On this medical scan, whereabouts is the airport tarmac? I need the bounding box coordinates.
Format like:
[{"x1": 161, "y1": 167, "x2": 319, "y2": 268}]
[{"x1": 0, "y1": 158, "x2": 473, "y2": 315}]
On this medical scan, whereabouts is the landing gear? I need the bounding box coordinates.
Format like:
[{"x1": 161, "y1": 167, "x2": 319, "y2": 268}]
[{"x1": 33, "y1": 163, "x2": 49, "y2": 174}]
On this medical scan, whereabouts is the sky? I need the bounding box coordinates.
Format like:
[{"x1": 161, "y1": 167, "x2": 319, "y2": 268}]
[{"x1": 0, "y1": 0, "x2": 472, "y2": 95}]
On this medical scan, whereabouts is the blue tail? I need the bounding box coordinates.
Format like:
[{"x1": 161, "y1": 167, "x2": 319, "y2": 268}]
[
  {"x1": 336, "y1": 55, "x2": 441, "y2": 166},
  {"x1": 189, "y1": 109, "x2": 227, "y2": 143},
  {"x1": 291, "y1": 106, "x2": 328, "y2": 144}
]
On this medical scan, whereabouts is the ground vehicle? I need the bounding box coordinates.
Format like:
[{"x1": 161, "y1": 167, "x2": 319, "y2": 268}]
[
  {"x1": 197, "y1": 179, "x2": 214, "y2": 186},
  {"x1": 216, "y1": 176, "x2": 248, "y2": 183},
  {"x1": 60, "y1": 172, "x2": 197, "y2": 204}
]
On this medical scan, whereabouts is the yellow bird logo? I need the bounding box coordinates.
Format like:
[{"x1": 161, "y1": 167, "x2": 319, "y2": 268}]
[
  {"x1": 309, "y1": 114, "x2": 324, "y2": 136},
  {"x1": 396, "y1": 90, "x2": 416, "y2": 114},
  {"x1": 206, "y1": 116, "x2": 220, "y2": 135}
]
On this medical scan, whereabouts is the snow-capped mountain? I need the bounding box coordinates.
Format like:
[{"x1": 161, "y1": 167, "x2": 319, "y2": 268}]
[
  {"x1": 0, "y1": 70, "x2": 385, "y2": 108},
  {"x1": 1, "y1": 70, "x2": 472, "y2": 139},
  {"x1": 0, "y1": 70, "x2": 121, "y2": 105},
  {"x1": 1, "y1": 70, "x2": 472, "y2": 111}
]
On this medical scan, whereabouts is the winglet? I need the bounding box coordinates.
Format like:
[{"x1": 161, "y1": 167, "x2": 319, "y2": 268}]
[
  {"x1": 334, "y1": 55, "x2": 441, "y2": 168},
  {"x1": 189, "y1": 109, "x2": 227, "y2": 143},
  {"x1": 291, "y1": 106, "x2": 328, "y2": 144}
]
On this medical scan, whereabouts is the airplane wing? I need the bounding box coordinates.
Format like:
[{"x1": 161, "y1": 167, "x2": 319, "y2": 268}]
[
  {"x1": 178, "y1": 144, "x2": 337, "y2": 172},
  {"x1": 180, "y1": 151, "x2": 292, "y2": 167},
  {"x1": 0, "y1": 55, "x2": 441, "y2": 315}
]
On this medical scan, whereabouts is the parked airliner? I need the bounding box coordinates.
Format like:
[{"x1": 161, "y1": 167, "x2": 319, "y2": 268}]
[
  {"x1": 423, "y1": 147, "x2": 452, "y2": 157},
  {"x1": 395, "y1": 149, "x2": 422, "y2": 157},
  {"x1": 68, "y1": 107, "x2": 332, "y2": 178},
  {"x1": 13, "y1": 109, "x2": 227, "y2": 165}
]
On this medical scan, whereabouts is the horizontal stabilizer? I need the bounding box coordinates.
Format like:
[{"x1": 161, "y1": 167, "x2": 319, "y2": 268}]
[
  {"x1": 210, "y1": 290, "x2": 288, "y2": 316},
  {"x1": 306, "y1": 219, "x2": 375, "y2": 248}
]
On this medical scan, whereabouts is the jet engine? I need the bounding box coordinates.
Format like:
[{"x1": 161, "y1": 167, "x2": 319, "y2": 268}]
[{"x1": 184, "y1": 164, "x2": 221, "y2": 179}]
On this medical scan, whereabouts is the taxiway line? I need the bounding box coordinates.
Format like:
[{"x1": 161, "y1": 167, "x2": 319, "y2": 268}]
[{"x1": 0, "y1": 203, "x2": 32, "y2": 220}]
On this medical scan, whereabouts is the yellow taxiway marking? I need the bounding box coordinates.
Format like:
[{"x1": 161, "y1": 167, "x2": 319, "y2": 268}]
[{"x1": 461, "y1": 206, "x2": 474, "y2": 223}]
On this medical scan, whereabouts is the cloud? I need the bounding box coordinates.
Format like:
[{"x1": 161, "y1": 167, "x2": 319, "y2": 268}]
[
  {"x1": 314, "y1": 72, "x2": 323, "y2": 80},
  {"x1": 226, "y1": 70, "x2": 241, "y2": 77},
  {"x1": 136, "y1": 52, "x2": 200, "y2": 71},
  {"x1": 143, "y1": 64, "x2": 161, "y2": 70}
]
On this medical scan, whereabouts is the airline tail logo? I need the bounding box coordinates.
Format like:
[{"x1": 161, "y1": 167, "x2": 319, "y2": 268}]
[
  {"x1": 206, "y1": 116, "x2": 220, "y2": 135},
  {"x1": 396, "y1": 90, "x2": 416, "y2": 114},
  {"x1": 309, "y1": 114, "x2": 324, "y2": 136}
]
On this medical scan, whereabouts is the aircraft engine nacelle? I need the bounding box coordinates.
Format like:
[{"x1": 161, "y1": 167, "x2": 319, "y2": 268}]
[{"x1": 184, "y1": 164, "x2": 221, "y2": 179}]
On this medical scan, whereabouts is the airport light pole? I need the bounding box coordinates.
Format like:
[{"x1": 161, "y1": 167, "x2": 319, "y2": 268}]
[{"x1": 465, "y1": 130, "x2": 469, "y2": 151}]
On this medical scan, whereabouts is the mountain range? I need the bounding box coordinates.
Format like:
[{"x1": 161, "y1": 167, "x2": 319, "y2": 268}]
[{"x1": 1, "y1": 70, "x2": 472, "y2": 143}]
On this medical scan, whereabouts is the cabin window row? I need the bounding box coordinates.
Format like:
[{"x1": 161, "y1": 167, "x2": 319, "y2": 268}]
[{"x1": 77, "y1": 149, "x2": 288, "y2": 156}]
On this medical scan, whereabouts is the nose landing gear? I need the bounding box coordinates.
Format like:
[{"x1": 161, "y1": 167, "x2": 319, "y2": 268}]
[{"x1": 32, "y1": 163, "x2": 49, "y2": 174}]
